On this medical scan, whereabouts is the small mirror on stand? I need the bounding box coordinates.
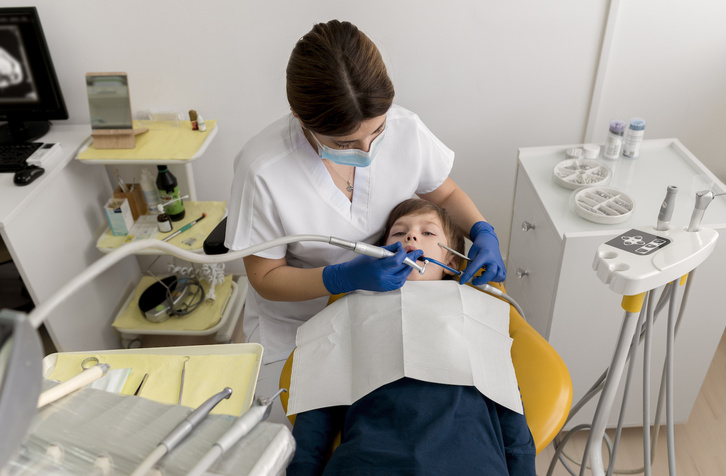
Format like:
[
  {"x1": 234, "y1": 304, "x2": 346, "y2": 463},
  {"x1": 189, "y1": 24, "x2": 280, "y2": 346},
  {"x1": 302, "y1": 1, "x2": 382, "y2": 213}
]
[{"x1": 85, "y1": 72, "x2": 147, "y2": 149}]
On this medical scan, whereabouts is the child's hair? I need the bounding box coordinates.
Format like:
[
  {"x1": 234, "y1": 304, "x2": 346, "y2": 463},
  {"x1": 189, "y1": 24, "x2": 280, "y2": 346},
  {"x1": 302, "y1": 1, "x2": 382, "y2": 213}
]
[{"x1": 378, "y1": 198, "x2": 466, "y2": 271}]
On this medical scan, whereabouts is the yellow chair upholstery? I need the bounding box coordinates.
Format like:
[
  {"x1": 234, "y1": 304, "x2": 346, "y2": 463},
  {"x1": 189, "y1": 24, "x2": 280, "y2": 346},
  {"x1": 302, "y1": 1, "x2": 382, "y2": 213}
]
[{"x1": 279, "y1": 284, "x2": 572, "y2": 454}]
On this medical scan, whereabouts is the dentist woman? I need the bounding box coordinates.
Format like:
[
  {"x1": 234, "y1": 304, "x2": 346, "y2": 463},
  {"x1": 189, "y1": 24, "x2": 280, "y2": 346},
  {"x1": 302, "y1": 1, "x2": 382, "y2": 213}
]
[{"x1": 225, "y1": 19, "x2": 505, "y2": 425}]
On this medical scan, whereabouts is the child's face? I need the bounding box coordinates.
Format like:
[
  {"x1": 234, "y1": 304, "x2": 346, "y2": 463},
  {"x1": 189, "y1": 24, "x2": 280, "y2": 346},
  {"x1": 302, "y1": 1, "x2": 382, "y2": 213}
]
[{"x1": 384, "y1": 211, "x2": 456, "y2": 281}]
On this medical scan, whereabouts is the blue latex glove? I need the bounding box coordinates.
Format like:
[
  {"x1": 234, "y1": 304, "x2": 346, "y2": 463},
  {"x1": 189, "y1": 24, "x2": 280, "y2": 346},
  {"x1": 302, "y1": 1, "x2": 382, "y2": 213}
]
[
  {"x1": 459, "y1": 221, "x2": 506, "y2": 285},
  {"x1": 322, "y1": 242, "x2": 424, "y2": 295}
]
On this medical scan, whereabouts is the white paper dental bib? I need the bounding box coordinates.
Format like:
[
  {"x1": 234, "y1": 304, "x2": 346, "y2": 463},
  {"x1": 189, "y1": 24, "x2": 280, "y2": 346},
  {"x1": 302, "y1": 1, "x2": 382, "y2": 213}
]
[{"x1": 287, "y1": 281, "x2": 523, "y2": 416}]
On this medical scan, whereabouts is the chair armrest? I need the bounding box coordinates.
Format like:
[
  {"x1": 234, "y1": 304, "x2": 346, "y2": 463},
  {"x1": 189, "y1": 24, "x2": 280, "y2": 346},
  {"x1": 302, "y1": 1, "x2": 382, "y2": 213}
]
[{"x1": 203, "y1": 217, "x2": 229, "y2": 255}]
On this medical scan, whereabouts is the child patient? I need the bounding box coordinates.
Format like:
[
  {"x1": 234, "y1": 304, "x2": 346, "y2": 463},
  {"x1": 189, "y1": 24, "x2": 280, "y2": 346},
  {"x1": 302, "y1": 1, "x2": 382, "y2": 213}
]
[{"x1": 287, "y1": 199, "x2": 535, "y2": 476}]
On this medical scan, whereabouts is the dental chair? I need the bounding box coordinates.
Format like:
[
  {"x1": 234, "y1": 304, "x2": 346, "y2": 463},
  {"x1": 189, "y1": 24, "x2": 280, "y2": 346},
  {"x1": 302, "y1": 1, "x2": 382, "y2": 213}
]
[
  {"x1": 202, "y1": 221, "x2": 573, "y2": 452},
  {"x1": 278, "y1": 282, "x2": 573, "y2": 455}
]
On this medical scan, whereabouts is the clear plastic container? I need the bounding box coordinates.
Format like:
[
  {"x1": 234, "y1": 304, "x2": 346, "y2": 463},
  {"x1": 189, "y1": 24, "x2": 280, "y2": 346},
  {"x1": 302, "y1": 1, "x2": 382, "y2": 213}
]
[{"x1": 622, "y1": 118, "x2": 646, "y2": 158}]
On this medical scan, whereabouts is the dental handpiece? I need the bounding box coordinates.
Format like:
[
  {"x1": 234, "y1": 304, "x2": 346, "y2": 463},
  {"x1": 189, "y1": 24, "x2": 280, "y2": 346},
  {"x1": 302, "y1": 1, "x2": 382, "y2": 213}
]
[
  {"x1": 131, "y1": 387, "x2": 233, "y2": 476},
  {"x1": 687, "y1": 190, "x2": 715, "y2": 232},
  {"x1": 185, "y1": 389, "x2": 286, "y2": 476},
  {"x1": 329, "y1": 237, "x2": 425, "y2": 273},
  {"x1": 656, "y1": 185, "x2": 678, "y2": 231}
]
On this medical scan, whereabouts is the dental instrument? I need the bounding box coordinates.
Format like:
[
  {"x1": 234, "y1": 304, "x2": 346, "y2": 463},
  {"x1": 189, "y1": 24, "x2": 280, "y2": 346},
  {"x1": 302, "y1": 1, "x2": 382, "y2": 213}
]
[
  {"x1": 134, "y1": 373, "x2": 148, "y2": 396},
  {"x1": 37, "y1": 362, "x2": 110, "y2": 408},
  {"x1": 438, "y1": 242, "x2": 471, "y2": 261},
  {"x1": 655, "y1": 185, "x2": 678, "y2": 231},
  {"x1": 178, "y1": 356, "x2": 190, "y2": 405},
  {"x1": 130, "y1": 387, "x2": 233, "y2": 476},
  {"x1": 185, "y1": 389, "x2": 286, "y2": 476},
  {"x1": 162, "y1": 213, "x2": 207, "y2": 242},
  {"x1": 687, "y1": 190, "x2": 726, "y2": 232},
  {"x1": 329, "y1": 237, "x2": 425, "y2": 273},
  {"x1": 420, "y1": 256, "x2": 527, "y2": 321}
]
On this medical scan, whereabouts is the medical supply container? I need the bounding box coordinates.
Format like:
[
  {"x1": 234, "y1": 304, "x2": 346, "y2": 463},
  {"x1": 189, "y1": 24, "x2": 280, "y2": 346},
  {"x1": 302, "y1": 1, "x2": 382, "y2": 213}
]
[
  {"x1": 603, "y1": 120, "x2": 626, "y2": 159},
  {"x1": 140, "y1": 167, "x2": 161, "y2": 214},
  {"x1": 156, "y1": 204, "x2": 173, "y2": 232},
  {"x1": 622, "y1": 118, "x2": 646, "y2": 158},
  {"x1": 156, "y1": 165, "x2": 185, "y2": 221}
]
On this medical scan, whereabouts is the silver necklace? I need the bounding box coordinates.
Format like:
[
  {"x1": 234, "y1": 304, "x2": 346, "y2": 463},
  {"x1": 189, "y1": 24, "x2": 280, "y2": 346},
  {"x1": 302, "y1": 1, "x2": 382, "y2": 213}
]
[{"x1": 325, "y1": 160, "x2": 354, "y2": 192}]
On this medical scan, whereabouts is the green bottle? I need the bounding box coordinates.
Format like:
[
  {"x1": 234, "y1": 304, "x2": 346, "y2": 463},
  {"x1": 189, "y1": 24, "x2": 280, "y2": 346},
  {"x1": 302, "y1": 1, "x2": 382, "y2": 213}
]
[{"x1": 156, "y1": 165, "x2": 185, "y2": 221}]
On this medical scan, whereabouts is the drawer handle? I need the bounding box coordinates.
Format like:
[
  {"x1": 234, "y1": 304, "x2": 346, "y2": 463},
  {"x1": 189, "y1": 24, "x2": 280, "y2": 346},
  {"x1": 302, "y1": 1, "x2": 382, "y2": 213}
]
[
  {"x1": 516, "y1": 268, "x2": 530, "y2": 278},
  {"x1": 522, "y1": 221, "x2": 536, "y2": 232}
]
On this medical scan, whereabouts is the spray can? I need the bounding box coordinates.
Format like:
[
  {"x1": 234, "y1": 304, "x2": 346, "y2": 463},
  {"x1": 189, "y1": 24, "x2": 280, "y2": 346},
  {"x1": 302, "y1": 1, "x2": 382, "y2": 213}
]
[
  {"x1": 140, "y1": 167, "x2": 161, "y2": 214},
  {"x1": 156, "y1": 165, "x2": 185, "y2": 221},
  {"x1": 603, "y1": 120, "x2": 626, "y2": 159},
  {"x1": 622, "y1": 118, "x2": 646, "y2": 158}
]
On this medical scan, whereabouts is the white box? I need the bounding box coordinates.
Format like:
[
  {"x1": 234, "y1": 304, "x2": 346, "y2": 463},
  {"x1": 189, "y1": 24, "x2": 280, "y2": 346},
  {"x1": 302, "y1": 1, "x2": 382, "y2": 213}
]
[{"x1": 104, "y1": 198, "x2": 134, "y2": 236}]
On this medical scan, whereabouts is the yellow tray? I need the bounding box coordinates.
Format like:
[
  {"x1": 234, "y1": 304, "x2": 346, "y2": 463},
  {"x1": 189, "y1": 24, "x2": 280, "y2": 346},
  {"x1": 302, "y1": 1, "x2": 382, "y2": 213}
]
[
  {"x1": 41, "y1": 343, "x2": 263, "y2": 416},
  {"x1": 112, "y1": 276, "x2": 235, "y2": 335},
  {"x1": 96, "y1": 201, "x2": 226, "y2": 253}
]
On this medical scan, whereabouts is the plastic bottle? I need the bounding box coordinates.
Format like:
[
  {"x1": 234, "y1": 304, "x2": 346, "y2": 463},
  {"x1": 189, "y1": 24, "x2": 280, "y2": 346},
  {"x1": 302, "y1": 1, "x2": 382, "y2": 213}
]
[
  {"x1": 156, "y1": 165, "x2": 185, "y2": 221},
  {"x1": 140, "y1": 167, "x2": 161, "y2": 214},
  {"x1": 156, "y1": 204, "x2": 173, "y2": 232},
  {"x1": 622, "y1": 118, "x2": 646, "y2": 159},
  {"x1": 603, "y1": 120, "x2": 626, "y2": 159}
]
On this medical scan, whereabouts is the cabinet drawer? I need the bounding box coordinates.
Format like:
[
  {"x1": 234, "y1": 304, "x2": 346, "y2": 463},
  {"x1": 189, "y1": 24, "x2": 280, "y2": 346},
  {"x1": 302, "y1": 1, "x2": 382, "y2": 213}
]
[{"x1": 506, "y1": 171, "x2": 562, "y2": 338}]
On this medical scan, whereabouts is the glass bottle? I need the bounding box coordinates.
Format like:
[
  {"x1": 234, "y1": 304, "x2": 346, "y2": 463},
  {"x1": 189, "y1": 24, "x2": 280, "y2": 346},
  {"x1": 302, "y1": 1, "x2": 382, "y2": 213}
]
[{"x1": 156, "y1": 165, "x2": 185, "y2": 221}]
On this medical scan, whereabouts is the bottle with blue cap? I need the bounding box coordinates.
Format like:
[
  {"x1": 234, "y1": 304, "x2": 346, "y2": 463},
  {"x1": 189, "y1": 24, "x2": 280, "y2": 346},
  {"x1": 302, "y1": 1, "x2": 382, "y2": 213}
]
[
  {"x1": 622, "y1": 118, "x2": 646, "y2": 158},
  {"x1": 603, "y1": 119, "x2": 627, "y2": 159}
]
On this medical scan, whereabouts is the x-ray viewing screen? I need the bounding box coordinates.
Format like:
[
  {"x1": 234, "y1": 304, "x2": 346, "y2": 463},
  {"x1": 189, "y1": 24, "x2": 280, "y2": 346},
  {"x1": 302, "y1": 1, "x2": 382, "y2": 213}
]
[{"x1": 0, "y1": 25, "x2": 38, "y2": 104}]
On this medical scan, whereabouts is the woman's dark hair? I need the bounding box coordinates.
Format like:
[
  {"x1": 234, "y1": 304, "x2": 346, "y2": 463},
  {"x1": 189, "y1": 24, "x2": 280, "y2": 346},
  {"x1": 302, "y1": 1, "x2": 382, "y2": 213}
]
[
  {"x1": 286, "y1": 20, "x2": 394, "y2": 136},
  {"x1": 379, "y1": 199, "x2": 466, "y2": 272}
]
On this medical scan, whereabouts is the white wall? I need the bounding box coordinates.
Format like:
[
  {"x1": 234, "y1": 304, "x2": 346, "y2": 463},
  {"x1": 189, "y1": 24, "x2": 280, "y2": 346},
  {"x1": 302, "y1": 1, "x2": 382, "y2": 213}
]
[{"x1": 18, "y1": 0, "x2": 726, "y2": 259}]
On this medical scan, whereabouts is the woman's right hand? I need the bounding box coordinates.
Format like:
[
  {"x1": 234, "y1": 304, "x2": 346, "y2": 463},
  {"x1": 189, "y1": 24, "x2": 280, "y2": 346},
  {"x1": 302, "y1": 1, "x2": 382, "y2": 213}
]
[{"x1": 322, "y1": 242, "x2": 423, "y2": 294}]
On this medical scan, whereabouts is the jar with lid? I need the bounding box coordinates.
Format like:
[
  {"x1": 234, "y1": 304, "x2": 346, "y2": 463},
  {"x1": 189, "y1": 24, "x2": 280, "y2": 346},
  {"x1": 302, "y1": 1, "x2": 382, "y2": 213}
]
[
  {"x1": 622, "y1": 118, "x2": 646, "y2": 158},
  {"x1": 603, "y1": 120, "x2": 627, "y2": 159}
]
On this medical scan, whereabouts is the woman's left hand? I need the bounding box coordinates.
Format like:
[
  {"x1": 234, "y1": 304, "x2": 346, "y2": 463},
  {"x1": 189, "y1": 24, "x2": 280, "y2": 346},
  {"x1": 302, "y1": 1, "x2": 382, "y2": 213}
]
[{"x1": 459, "y1": 221, "x2": 506, "y2": 285}]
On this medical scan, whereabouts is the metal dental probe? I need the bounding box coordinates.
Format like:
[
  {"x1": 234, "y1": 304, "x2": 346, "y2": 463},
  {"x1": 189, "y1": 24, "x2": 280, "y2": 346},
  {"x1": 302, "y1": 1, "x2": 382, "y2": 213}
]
[
  {"x1": 438, "y1": 242, "x2": 471, "y2": 261},
  {"x1": 178, "y1": 356, "x2": 190, "y2": 405}
]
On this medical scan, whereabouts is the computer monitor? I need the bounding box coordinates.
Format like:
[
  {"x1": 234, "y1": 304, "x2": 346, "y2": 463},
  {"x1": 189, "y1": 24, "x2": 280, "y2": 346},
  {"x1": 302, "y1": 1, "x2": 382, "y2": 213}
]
[{"x1": 0, "y1": 7, "x2": 67, "y2": 144}]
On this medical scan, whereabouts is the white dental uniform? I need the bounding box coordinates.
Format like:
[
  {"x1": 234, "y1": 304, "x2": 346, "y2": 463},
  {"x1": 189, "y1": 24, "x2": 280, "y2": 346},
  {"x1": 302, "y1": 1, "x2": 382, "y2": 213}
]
[{"x1": 225, "y1": 104, "x2": 454, "y2": 365}]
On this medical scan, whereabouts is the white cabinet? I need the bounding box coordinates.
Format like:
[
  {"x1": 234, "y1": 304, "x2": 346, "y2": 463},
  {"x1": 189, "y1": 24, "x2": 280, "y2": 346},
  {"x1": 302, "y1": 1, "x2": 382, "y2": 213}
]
[
  {"x1": 0, "y1": 126, "x2": 140, "y2": 351},
  {"x1": 505, "y1": 139, "x2": 726, "y2": 428}
]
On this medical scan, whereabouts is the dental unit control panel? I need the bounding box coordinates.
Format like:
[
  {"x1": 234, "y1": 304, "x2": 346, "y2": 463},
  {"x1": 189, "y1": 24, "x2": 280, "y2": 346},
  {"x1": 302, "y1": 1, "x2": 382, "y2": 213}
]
[{"x1": 592, "y1": 225, "x2": 717, "y2": 296}]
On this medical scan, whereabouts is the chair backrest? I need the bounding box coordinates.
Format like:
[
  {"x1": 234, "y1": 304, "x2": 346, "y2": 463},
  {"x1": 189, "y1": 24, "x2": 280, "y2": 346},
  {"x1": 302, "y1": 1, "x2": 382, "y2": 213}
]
[{"x1": 280, "y1": 283, "x2": 571, "y2": 454}]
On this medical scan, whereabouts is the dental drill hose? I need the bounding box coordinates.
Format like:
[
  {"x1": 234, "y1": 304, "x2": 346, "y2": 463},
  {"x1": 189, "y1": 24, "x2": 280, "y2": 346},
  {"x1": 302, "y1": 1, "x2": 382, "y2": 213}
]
[{"x1": 130, "y1": 387, "x2": 232, "y2": 476}]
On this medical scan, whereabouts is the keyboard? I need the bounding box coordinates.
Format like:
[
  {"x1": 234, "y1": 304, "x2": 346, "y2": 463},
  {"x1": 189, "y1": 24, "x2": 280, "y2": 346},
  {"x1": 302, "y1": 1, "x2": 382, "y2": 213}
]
[{"x1": 0, "y1": 142, "x2": 43, "y2": 173}]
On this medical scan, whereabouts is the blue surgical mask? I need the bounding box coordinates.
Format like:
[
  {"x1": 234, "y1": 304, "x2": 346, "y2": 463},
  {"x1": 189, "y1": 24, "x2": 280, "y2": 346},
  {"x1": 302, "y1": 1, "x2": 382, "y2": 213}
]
[{"x1": 310, "y1": 127, "x2": 387, "y2": 167}]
